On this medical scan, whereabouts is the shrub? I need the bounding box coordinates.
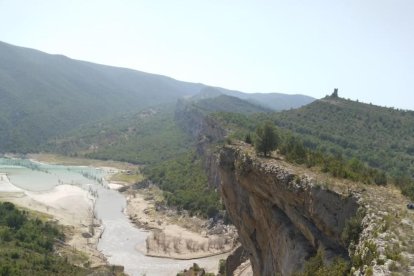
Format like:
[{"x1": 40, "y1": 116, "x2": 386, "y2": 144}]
[
  {"x1": 341, "y1": 208, "x2": 366, "y2": 246},
  {"x1": 294, "y1": 249, "x2": 349, "y2": 276}
]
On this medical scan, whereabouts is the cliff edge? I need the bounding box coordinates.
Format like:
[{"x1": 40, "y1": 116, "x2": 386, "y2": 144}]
[{"x1": 218, "y1": 143, "x2": 414, "y2": 275}]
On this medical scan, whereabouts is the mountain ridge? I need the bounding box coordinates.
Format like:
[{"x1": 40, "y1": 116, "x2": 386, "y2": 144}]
[{"x1": 0, "y1": 40, "x2": 314, "y2": 153}]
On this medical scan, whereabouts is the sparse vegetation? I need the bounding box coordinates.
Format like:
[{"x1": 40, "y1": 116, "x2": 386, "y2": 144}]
[
  {"x1": 341, "y1": 208, "x2": 366, "y2": 246},
  {"x1": 385, "y1": 244, "x2": 402, "y2": 262},
  {"x1": 176, "y1": 262, "x2": 215, "y2": 276},
  {"x1": 352, "y1": 240, "x2": 379, "y2": 269}
]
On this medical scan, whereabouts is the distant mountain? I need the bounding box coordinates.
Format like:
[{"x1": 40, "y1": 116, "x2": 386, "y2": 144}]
[
  {"x1": 187, "y1": 92, "x2": 271, "y2": 114},
  {"x1": 193, "y1": 86, "x2": 315, "y2": 111},
  {"x1": 273, "y1": 94, "x2": 414, "y2": 178},
  {"x1": 219, "y1": 88, "x2": 315, "y2": 111},
  {"x1": 0, "y1": 41, "x2": 205, "y2": 152},
  {"x1": 0, "y1": 41, "x2": 314, "y2": 152}
]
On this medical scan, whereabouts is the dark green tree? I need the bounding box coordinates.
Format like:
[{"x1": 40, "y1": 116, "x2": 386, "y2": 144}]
[
  {"x1": 255, "y1": 121, "x2": 279, "y2": 157},
  {"x1": 244, "y1": 133, "x2": 252, "y2": 144}
]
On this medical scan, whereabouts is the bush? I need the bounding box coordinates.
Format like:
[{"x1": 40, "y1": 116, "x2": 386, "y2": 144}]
[
  {"x1": 341, "y1": 208, "x2": 366, "y2": 246},
  {"x1": 218, "y1": 259, "x2": 226, "y2": 275},
  {"x1": 294, "y1": 249, "x2": 349, "y2": 276}
]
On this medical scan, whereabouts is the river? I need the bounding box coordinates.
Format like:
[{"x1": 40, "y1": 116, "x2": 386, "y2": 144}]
[{"x1": 0, "y1": 158, "x2": 226, "y2": 276}]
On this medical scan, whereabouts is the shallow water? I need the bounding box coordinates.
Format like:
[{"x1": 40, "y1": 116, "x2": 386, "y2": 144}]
[
  {"x1": 0, "y1": 158, "x2": 104, "y2": 191},
  {"x1": 0, "y1": 158, "x2": 226, "y2": 275}
]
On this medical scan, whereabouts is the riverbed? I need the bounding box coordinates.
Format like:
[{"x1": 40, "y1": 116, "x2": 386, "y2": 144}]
[{"x1": 0, "y1": 158, "x2": 227, "y2": 275}]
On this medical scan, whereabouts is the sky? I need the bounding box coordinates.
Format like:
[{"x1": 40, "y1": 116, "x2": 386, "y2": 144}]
[{"x1": 0, "y1": 0, "x2": 413, "y2": 109}]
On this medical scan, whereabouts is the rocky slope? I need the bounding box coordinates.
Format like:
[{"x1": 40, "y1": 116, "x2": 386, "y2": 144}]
[
  {"x1": 218, "y1": 144, "x2": 359, "y2": 275},
  {"x1": 218, "y1": 143, "x2": 414, "y2": 275}
]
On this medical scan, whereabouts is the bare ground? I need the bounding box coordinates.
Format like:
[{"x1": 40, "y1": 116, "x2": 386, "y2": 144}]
[
  {"x1": 124, "y1": 186, "x2": 238, "y2": 260},
  {"x1": 0, "y1": 173, "x2": 107, "y2": 267}
]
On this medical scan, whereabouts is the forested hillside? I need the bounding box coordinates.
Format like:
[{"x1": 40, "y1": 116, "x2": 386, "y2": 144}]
[
  {"x1": 0, "y1": 41, "x2": 314, "y2": 153},
  {"x1": 274, "y1": 95, "x2": 414, "y2": 179},
  {"x1": 47, "y1": 105, "x2": 192, "y2": 164},
  {"x1": 0, "y1": 41, "x2": 205, "y2": 152}
]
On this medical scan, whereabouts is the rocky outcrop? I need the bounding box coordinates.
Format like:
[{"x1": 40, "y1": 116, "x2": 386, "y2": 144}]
[
  {"x1": 175, "y1": 99, "x2": 225, "y2": 145},
  {"x1": 218, "y1": 145, "x2": 359, "y2": 276},
  {"x1": 175, "y1": 100, "x2": 225, "y2": 189},
  {"x1": 225, "y1": 245, "x2": 250, "y2": 276}
]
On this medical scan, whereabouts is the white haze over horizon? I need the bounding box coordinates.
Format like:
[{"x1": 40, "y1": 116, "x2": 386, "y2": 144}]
[{"x1": 1, "y1": 0, "x2": 414, "y2": 110}]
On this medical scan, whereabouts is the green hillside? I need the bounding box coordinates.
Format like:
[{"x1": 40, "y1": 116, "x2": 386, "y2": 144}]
[
  {"x1": 0, "y1": 41, "x2": 315, "y2": 153},
  {"x1": 46, "y1": 105, "x2": 192, "y2": 165},
  {"x1": 273, "y1": 95, "x2": 414, "y2": 179},
  {"x1": 187, "y1": 94, "x2": 271, "y2": 114},
  {"x1": 0, "y1": 41, "x2": 203, "y2": 153}
]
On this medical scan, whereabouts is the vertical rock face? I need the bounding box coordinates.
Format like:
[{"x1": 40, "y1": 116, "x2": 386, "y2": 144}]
[
  {"x1": 175, "y1": 100, "x2": 225, "y2": 189},
  {"x1": 218, "y1": 145, "x2": 359, "y2": 276}
]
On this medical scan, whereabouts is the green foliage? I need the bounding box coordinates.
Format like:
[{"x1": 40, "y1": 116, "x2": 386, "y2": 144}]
[
  {"x1": 293, "y1": 249, "x2": 349, "y2": 276},
  {"x1": 365, "y1": 266, "x2": 374, "y2": 276},
  {"x1": 272, "y1": 96, "x2": 414, "y2": 198},
  {"x1": 279, "y1": 134, "x2": 307, "y2": 164},
  {"x1": 341, "y1": 208, "x2": 366, "y2": 246},
  {"x1": 48, "y1": 107, "x2": 192, "y2": 165},
  {"x1": 215, "y1": 112, "x2": 389, "y2": 186},
  {"x1": 244, "y1": 133, "x2": 252, "y2": 144},
  {"x1": 144, "y1": 151, "x2": 221, "y2": 218},
  {"x1": 385, "y1": 244, "x2": 402, "y2": 261},
  {"x1": 176, "y1": 262, "x2": 214, "y2": 276},
  {"x1": 0, "y1": 202, "x2": 88, "y2": 275},
  {"x1": 352, "y1": 241, "x2": 378, "y2": 269},
  {"x1": 218, "y1": 259, "x2": 226, "y2": 275},
  {"x1": 255, "y1": 121, "x2": 279, "y2": 157}
]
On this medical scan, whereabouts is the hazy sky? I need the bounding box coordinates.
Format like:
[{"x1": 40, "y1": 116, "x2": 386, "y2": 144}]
[{"x1": 1, "y1": 0, "x2": 413, "y2": 109}]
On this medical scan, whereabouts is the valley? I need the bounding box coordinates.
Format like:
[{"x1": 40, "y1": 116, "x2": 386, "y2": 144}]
[
  {"x1": 0, "y1": 155, "x2": 233, "y2": 275},
  {"x1": 1, "y1": 41, "x2": 414, "y2": 276}
]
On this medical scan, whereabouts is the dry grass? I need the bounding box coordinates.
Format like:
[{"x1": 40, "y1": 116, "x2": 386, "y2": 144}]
[
  {"x1": 109, "y1": 171, "x2": 144, "y2": 184},
  {"x1": 29, "y1": 153, "x2": 137, "y2": 170}
]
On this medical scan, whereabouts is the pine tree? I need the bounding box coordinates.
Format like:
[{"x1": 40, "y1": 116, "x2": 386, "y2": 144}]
[{"x1": 255, "y1": 121, "x2": 279, "y2": 157}]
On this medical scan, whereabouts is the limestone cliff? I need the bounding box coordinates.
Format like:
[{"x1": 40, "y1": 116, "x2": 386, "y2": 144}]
[
  {"x1": 218, "y1": 144, "x2": 360, "y2": 275},
  {"x1": 175, "y1": 102, "x2": 414, "y2": 275},
  {"x1": 175, "y1": 100, "x2": 225, "y2": 189}
]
